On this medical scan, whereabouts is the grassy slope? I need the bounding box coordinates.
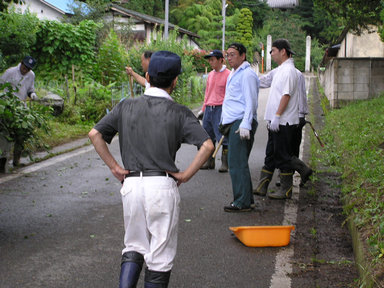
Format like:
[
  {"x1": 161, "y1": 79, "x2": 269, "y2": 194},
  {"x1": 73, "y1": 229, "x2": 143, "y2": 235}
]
[{"x1": 314, "y1": 94, "x2": 384, "y2": 285}]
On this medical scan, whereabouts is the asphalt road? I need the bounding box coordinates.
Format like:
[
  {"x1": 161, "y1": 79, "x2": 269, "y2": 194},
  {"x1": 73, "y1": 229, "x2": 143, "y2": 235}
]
[{"x1": 0, "y1": 85, "x2": 301, "y2": 288}]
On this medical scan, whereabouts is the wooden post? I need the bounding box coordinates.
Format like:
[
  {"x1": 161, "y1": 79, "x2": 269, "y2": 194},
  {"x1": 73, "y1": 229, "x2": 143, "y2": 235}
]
[{"x1": 72, "y1": 64, "x2": 77, "y2": 105}]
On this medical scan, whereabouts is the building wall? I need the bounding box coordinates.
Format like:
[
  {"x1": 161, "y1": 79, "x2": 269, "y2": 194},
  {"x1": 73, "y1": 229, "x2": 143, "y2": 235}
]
[
  {"x1": 319, "y1": 58, "x2": 384, "y2": 108},
  {"x1": 338, "y1": 27, "x2": 384, "y2": 58},
  {"x1": 12, "y1": 0, "x2": 64, "y2": 21}
]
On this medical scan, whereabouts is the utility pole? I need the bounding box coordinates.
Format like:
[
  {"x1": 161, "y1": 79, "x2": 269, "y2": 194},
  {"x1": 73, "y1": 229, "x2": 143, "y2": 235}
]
[
  {"x1": 164, "y1": 0, "x2": 169, "y2": 39},
  {"x1": 222, "y1": 0, "x2": 227, "y2": 51}
]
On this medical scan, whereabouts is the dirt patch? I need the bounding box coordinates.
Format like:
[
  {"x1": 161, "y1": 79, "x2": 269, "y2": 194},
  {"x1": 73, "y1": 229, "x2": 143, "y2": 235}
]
[
  {"x1": 290, "y1": 171, "x2": 360, "y2": 287},
  {"x1": 290, "y1": 76, "x2": 360, "y2": 287}
]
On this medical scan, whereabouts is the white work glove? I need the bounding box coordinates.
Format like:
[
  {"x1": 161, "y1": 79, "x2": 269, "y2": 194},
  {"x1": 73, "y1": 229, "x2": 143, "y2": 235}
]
[
  {"x1": 235, "y1": 128, "x2": 250, "y2": 140},
  {"x1": 269, "y1": 115, "x2": 280, "y2": 132},
  {"x1": 30, "y1": 92, "x2": 38, "y2": 100}
]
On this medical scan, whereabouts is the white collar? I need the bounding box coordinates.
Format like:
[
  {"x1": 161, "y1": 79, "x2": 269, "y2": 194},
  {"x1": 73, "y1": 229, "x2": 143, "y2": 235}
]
[{"x1": 144, "y1": 87, "x2": 173, "y2": 101}]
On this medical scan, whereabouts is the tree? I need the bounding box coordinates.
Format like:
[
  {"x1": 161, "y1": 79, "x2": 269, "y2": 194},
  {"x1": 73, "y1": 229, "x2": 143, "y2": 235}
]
[
  {"x1": 313, "y1": 0, "x2": 382, "y2": 34},
  {"x1": 95, "y1": 29, "x2": 128, "y2": 85},
  {"x1": 292, "y1": 0, "x2": 345, "y2": 45},
  {"x1": 256, "y1": 9, "x2": 315, "y2": 71},
  {"x1": 236, "y1": 8, "x2": 253, "y2": 50},
  {"x1": 0, "y1": 0, "x2": 23, "y2": 13},
  {"x1": 32, "y1": 20, "x2": 101, "y2": 78},
  {"x1": 0, "y1": 8, "x2": 40, "y2": 69},
  {"x1": 170, "y1": 0, "x2": 224, "y2": 50},
  {"x1": 233, "y1": 0, "x2": 270, "y2": 31}
]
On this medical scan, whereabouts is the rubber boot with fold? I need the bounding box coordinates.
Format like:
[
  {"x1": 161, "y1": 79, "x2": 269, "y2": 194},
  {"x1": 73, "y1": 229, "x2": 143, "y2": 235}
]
[
  {"x1": 253, "y1": 167, "x2": 274, "y2": 196},
  {"x1": 290, "y1": 156, "x2": 313, "y2": 186},
  {"x1": 218, "y1": 148, "x2": 228, "y2": 173},
  {"x1": 119, "y1": 251, "x2": 144, "y2": 288},
  {"x1": 268, "y1": 171, "x2": 293, "y2": 199},
  {"x1": 144, "y1": 268, "x2": 171, "y2": 288}
]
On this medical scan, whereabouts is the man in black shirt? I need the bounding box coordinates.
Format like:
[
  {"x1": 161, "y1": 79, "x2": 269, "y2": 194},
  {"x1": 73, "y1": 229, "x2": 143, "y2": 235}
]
[{"x1": 89, "y1": 51, "x2": 214, "y2": 288}]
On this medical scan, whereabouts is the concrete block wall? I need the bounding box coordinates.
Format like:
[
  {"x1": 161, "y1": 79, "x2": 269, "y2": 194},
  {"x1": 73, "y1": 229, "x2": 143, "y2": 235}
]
[{"x1": 319, "y1": 58, "x2": 384, "y2": 108}]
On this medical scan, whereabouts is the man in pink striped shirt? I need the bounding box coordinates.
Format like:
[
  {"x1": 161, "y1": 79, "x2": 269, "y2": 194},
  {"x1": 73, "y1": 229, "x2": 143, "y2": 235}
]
[{"x1": 200, "y1": 50, "x2": 231, "y2": 172}]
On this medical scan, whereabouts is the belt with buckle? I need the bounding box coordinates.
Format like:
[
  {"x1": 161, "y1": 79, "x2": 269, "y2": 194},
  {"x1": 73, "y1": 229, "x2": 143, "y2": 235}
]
[{"x1": 125, "y1": 171, "x2": 177, "y2": 182}]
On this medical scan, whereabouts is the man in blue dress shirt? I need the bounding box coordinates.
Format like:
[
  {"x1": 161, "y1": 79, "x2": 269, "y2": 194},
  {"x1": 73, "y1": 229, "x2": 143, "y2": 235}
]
[{"x1": 221, "y1": 43, "x2": 260, "y2": 212}]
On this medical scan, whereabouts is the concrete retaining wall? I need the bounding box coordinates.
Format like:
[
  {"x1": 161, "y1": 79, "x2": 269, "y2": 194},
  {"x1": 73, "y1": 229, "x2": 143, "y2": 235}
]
[{"x1": 319, "y1": 58, "x2": 384, "y2": 108}]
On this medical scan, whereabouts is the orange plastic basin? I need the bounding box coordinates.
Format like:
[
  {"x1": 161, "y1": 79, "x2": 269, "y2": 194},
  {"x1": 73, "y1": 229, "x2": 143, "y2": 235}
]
[{"x1": 229, "y1": 225, "x2": 295, "y2": 247}]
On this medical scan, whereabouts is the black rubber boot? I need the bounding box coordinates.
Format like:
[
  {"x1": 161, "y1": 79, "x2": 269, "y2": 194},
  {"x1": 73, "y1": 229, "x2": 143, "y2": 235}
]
[
  {"x1": 218, "y1": 148, "x2": 228, "y2": 173},
  {"x1": 200, "y1": 144, "x2": 215, "y2": 170},
  {"x1": 200, "y1": 156, "x2": 215, "y2": 170},
  {"x1": 268, "y1": 171, "x2": 293, "y2": 199},
  {"x1": 0, "y1": 158, "x2": 6, "y2": 173},
  {"x1": 253, "y1": 167, "x2": 274, "y2": 196},
  {"x1": 12, "y1": 146, "x2": 22, "y2": 167},
  {"x1": 119, "y1": 251, "x2": 144, "y2": 288},
  {"x1": 144, "y1": 268, "x2": 171, "y2": 288},
  {"x1": 290, "y1": 156, "x2": 313, "y2": 186}
]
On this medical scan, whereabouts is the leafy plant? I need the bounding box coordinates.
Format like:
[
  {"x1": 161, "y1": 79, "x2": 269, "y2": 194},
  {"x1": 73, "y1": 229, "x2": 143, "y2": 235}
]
[
  {"x1": 236, "y1": 8, "x2": 253, "y2": 51},
  {"x1": 32, "y1": 20, "x2": 102, "y2": 79},
  {"x1": 0, "y1": 83, "x2": 50, "y2": 155},
  {"x1": 0, "y1": 8, "x2": 40, "y2": 70},
  {"x1": 94, "y1": 29, "x2": 129, "y2": 85}
]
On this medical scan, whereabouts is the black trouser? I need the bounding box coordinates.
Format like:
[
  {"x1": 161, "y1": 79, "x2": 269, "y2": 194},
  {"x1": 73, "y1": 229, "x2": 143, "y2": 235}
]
[
  {"x1": 264, "y1": 123, "x2": 297, "y2": 172},
  {"x1": 292, "y1": 117, "x2": 306, "y2": 157}
]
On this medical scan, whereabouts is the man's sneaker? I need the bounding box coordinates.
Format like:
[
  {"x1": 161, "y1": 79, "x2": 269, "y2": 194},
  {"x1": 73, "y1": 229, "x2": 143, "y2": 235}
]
[{"x1": 224, "y1": 203, "x2": 252, "y2": 213}]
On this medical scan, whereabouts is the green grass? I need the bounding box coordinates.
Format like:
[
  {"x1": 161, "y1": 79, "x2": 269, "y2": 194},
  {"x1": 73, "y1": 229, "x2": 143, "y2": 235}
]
[
  {"x1": 313, "y1": 93, "x2": 384, "y2": 281},
  {"x1": 36, "y1": 119, "x2": 93, "y2": 149}
]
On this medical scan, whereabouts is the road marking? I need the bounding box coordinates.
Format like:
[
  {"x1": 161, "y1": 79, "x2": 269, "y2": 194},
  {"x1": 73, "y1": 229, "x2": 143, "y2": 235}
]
[
  {"x1": 0, "y1": 145, "x2": 94, "y2": 185},
  {"x1": 269, "y1": 128, "x2": 306, "y2": 288}
]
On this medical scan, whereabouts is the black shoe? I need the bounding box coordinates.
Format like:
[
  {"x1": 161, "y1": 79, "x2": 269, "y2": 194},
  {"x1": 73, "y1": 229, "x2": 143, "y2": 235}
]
[{"x1": 224, "y1": 203, "x2": 252, "y2": 212}]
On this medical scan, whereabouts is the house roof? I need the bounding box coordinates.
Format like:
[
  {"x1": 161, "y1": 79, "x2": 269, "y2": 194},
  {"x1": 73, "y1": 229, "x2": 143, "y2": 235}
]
[
  {"x1": 42, "y1": 0, "x2": 73, "y2": 14},
  {"x1": 109, "y1": 4, "x2": 200, "y2": 39},
  {"x1": 267, "y1": 0, "x2": 299, "y2": 8}
]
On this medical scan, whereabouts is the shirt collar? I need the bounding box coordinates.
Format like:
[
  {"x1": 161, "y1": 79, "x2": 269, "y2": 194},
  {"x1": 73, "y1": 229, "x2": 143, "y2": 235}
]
[
  {"x1": 229, "y1": 61, "x2": 250, "y2": 78},
  {"x1": 281, "y1": 58, "x2": 295, "y2": 67},
  {"x1": 144, "y1": 87, "x2": 173, "y2": 101}
]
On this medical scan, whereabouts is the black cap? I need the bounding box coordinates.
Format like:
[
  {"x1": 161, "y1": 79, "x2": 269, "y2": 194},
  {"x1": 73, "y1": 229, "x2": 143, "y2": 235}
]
[
  {"x1": 227, "y1": 43, "x2": 247, "y2": 55},
  {"x1": 272, "y1": 39, "x2": 296, "y2": 56},
  {"x1": 148, "y1": 51, "x2": 181, "y2": 78},
  {"x1": 22, "y1": 56, "x2": 37, "y2": 69},
  {"x1": 204, "y1": 49, "x2": 224, "y2": 59}
]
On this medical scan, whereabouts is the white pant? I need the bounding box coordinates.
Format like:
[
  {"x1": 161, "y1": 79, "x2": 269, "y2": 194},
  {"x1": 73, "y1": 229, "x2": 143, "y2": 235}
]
[{"x1": 120, "y1": 175, "x2": 180, "y2": 272}]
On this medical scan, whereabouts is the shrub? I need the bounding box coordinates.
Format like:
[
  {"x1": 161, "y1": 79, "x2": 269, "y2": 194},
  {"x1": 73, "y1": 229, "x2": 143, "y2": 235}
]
[
  {"x1": 33, "y1": 20, "x2": 102, "y2": 79},
  {"x1": 0, "y1": 83, "x2": 50, "y2": 154},
  {"x1": 0, "y1": 8, "x2": 40, "y2": 69},
  {"x1": 94, "y1": 29, "x2": 129, "y2": 86}
]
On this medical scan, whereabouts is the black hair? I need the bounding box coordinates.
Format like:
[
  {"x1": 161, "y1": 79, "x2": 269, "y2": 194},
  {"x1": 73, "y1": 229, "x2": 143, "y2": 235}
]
[
  {"x1": 227, "y1": 42, "x2": 247, "y2": 61},
  {"x1": 143, "y1": 51, "x2": 153, "y2": 59},
  {"x1": 148, "y1": 75, "x2": 175, "y2": 89},
  {"x1": 272, "y1": 39, "x2": 295, "y2": 57}
]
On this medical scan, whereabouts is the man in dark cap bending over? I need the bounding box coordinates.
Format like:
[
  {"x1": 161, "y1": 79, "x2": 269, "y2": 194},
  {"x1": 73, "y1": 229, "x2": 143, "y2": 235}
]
[{"x1": 88, "y1": 51, "x2": 214, "y2": 288}]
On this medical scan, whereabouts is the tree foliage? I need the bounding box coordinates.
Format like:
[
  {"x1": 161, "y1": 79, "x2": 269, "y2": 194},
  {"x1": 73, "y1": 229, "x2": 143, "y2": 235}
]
[
  {"x1": 120, "y1": 0, "x2": 165, "y2": 18},
  {"x1": 171, "y1": 0, "x2": 223, "y2": 50},
  {"x1": 94, "y1": 29, "x2": 128, "y2": 85},
  {"x1": 0, "y1": 0, "x2": 23, "y2": 13},
  {"x1": 0, "y1": 8, "x2": 40, "y2": 69},
  {"x1": 232, "y1": 0, "x2": 270, "y2": 31},
  {"x1": 32, "y1": 20, "x2": 102, "y2": 78},
  {"x1": 313, "y1": 0, "x2": 382, "y2": 34},
  {"x1": 235, "y1": 8, "x2": 253, "y2": 50},
  {"x1": 256, "y1": 9, "x2": 323, "y2": 71}
]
